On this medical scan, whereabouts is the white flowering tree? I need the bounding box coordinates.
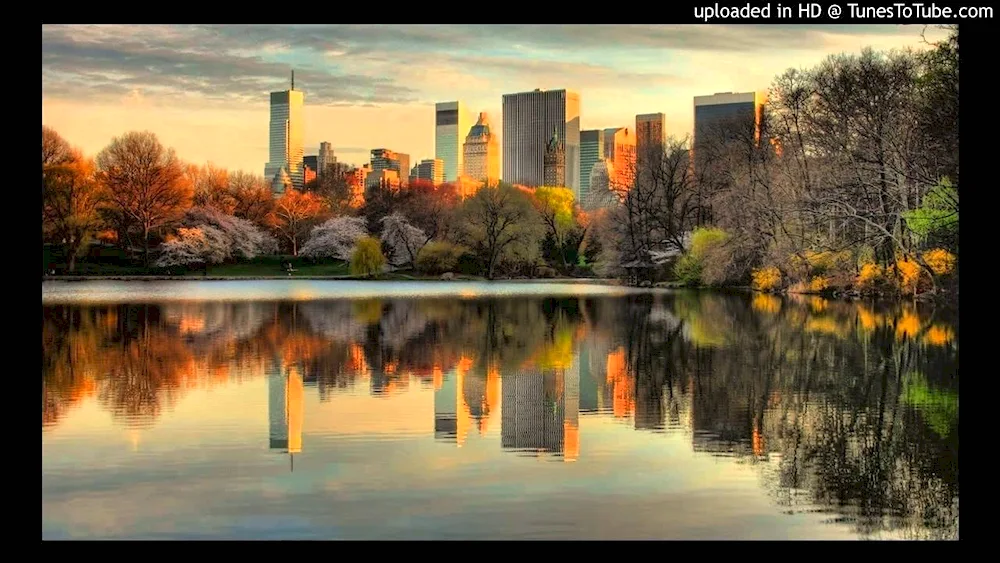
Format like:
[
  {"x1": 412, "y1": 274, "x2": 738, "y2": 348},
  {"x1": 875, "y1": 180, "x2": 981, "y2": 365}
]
[
  {"x1": 299, "y1": 216, "x2": 368, "y2": 260},
  {"x1": 155, "y1": 226, "x2": 230, "y2": 268},
  {"x1": 379, "y1": 213, "x2": 427, "y2": 268},
  {"x1": 184, "y1": 206, "x2": 278, "y2": 259}
]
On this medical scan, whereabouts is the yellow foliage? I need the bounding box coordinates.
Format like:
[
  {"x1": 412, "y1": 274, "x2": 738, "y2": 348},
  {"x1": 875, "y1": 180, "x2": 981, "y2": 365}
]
[
  {"x1": 895, "y1": 258, "x2": 922, "y2": 295},
  {"x1": 895, "y1": 309, "x2": 922, "y2": 340},
  {"x1": 790, "y1": 250, "x2": 852, "y2": 275},
  {"x1": 751, "y1": 294, "x2": 782, "y2": 315},
  {"x1": 809, "y1": 276, "x2": 829, "y2": 292},
  {"x1": 922, "y1": 248, "x2": 957, "y2": 276},
  {"x1": 751, "y1": 266, "x2": 782, "y2": 292},
  {"x1": 805, "y1": 316, "x2": 847, "y2": 337},
  {"x1": 857, "y1": 306, "x2": 884, "y2": 332},
  {"x1": 855, "y1": 263, "x2": 884, "y2": 292}
]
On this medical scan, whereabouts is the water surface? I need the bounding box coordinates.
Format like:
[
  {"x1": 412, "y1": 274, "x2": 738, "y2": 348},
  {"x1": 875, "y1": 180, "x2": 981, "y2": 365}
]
[{"x1": 42, "y1": 281, "x2": 959, "y2": 540}]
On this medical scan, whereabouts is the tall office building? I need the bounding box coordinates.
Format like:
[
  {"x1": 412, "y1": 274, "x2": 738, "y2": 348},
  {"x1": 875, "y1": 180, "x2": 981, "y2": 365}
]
[
  {"x1": 370, "y1": 148, "x2": 410, "y2": 186},
  {"x1": 635, "y1": 113, "x2": 666, "y2": 164},
  {"x1": 543, "y1": 127, "x2": 565, "y2": 186},
  {"x1": 462, "y1": 112, "x2": 500, "y2": 185},
  {"x1": 264, "y1": 71, "x2": 305, "y2": 195},
  {"x1": 317, "y1": 141, "x2": 336, "y2": 176},
  {"x1": 435, "y1": 101, "x2": 474, "y2": 183},
  {"x1": 413, "y1": 158, "x2": 444, "y2": 185},
  {"x1": 693, "y1": 91, "x2": 766, "y2": 153},
  {"x1": 579, "y1": 129, "x2": 605, "y2": 204},
  {"x1": 501, "y1": 88, "x2": 581, "y2": 196},
  {"x1": 603, "y1": 127, "x2": 636, "y2": 190}
]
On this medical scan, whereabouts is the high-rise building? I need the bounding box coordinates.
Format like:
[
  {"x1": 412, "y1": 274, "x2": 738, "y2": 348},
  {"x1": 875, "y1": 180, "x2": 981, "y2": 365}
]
[
  {"x1": 264, "y1": 71, "x2": 305, "y2": 195},
  {"x1": 413, "y1": 158, "x2": 444, "y2": 185},
  {"x1": 585, "y1": 159, "x2": 617, "y2": 209},
  {"x1": 366, "y1": 168, "x2": 401, "y2": 192},
  {"x1": 501, "y1": 88, "x2": 580, "y2": 195},
  {"x1": 635, "y1": 113, "x2": 666, "y2": 164},
  {"x1": 303, "y1": 155, "x2": 318, "y2": 172},
  {"x1": 462, "y1": 112, "x2": 500, "y2": 185},
  {"x1": 603, "y1": 127, "x2": 636, "y2": 190},
  {"x1": 370, "y1": 148, "x2": 410, "y2": 186},
  {"x1": 543, "y1": 127, "x2": 566, "y2": 186},
  {"x1": 318, "y1": 141, "x2": 336, "y2": 176},
  {"x1": 435, "y1": 101, "x2": 474, "y2": 183},
  {"x1": 693, "y1": 91, "x2": 766, "y2": 153},
  {"x1": 579, "y1": 129, "x2": 605, "y2": 204}
]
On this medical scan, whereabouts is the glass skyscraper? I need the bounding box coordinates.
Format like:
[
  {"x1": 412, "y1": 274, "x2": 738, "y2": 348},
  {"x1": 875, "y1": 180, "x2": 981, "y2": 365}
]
[{"x1": 264, "y1": 77, "x2": 305, "y2": 195}]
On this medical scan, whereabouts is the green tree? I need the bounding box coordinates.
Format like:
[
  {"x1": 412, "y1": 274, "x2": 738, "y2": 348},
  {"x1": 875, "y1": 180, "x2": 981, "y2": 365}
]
[
  {"x1": 903, "y1": 178, "x2": 958, "y2": 253},
  {"x1": 458, "y1": 183, "x2": 543, "y2": 279},
  {"x1": 532, "y1": 186, "x2": 577, "y2": 270},
  {"x1": 350, "y1": 236, "x2": 386, "y2": 278}
]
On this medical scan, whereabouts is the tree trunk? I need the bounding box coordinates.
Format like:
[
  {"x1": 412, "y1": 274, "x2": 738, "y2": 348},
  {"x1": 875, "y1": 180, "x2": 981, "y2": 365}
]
[
  {"x1": 142, "y1": 224, "x2": 151, "y2": 268},
  {"x1": 67, "y1": 252, "x2": 77, "y2": 273},
  {"x1": 292, "y1": 238, "x2": 298, "y2": 257}
]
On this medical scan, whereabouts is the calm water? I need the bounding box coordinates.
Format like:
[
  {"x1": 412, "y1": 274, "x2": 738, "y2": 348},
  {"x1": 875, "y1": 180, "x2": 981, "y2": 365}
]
[{"x1": 41, "y1": 281, "x2": 959, "y2": 540}]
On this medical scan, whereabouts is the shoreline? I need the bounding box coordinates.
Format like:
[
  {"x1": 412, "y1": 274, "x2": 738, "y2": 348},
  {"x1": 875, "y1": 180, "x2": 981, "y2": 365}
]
[{"x1": 41, "y1": 275, "x2": 622, "y2": 284}]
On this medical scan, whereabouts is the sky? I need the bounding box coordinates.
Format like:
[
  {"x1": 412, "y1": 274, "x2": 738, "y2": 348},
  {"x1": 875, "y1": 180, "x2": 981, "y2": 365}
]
[{"x1": 41, "y1": 24, "x2": 947, "y2": 174}]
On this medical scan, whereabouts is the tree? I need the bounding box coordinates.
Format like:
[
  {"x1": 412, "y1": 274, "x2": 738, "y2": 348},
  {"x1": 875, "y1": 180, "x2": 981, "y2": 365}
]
[
  {"x1": 42, "y1": 151, "x2": 105, "y2": 272},
  {"x1": 42, "y1": 126, "x2": 74, "y2": 169},
  {"x1": 379, "y1": 213, "x2": 427, "y2": 268},
  {"x1": 155, "y1": 226, "x2": 229, "y2": 268},
  {"x1": 458, "y1": 183, "x2": 543, "y2": 279},
  {"x1": 350, "y1": 237, "x2": 386, "y2": 278},
  {"x1": 299, "y1": 216, "x2": 368, "y2": 260},
  {"x1": 401, "y1": 180, "x2": 461, "y2": 244},
  {"x1": 532, "y1": 186, "x2": 577, "y2": 270},
  {"x1": 228, "y1": 171, "x2": 274, "y2": 226},
  {"x1": 188, "y1": 163, "x2": 233, "y2": 214},
  {"x1": 266, "y1": 189, "x2": 327, "y2": 256},
  {"x1": 309, "y1": 162, "x2": 357, "y2": 215},
  {"x1": 96, "y1": 131, "x2": 192, "y2": 266},
  {"x1": 181, "y1": 206, "x2": 278, "y2": 260}
]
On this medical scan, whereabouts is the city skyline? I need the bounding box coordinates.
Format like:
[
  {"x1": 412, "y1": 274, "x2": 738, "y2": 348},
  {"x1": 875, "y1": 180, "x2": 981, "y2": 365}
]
[{"x1": 42, "y1": 24, "x2": 947, "y2": 176}]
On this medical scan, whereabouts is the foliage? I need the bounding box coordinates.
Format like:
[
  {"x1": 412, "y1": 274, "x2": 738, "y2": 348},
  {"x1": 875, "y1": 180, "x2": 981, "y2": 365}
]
[
  {"x1": 379, "y1": 213, "x2": 427, "y2": 268},
  {"x1": 903, "y1": 178, "x2": 959, "y2": 249},
  {"x1": 96, "y1": 131, "x2": 192, "y2": 265},
  {"x1": 349, "y1": 237, "x2": 386, "y2": 277},
  {"x1": 809, "y1": 276, "x2": 829, "y2": 293},
  {"x1": 181, "y1": 207, "x2": 277, "y2": 260},
  {"x1": 155, "y1": 226, "x2": 229, "y2": 267},
  {"x1": 266, "y1": 189, "x2": 328, "y2": 256},
  {"x1": 457, "y1": 183, "x2": 543, "y2": 279},
  {"x1": 895, "y1": 258, "x2": 922, "y2": 295},
  {"x1": 673, "y1": 227, "x2": 730, "y2": 286},
  {"x1": 855, "y1": 263, "x2": 885, "y2": 294},
  {"x1": 42, "y1": 148, "x2": 104, "y2": 272},
  {"x1": 415, "y1": 241, "x2": 469, "y2": 275},
  {"x1": 299, "y1": 216, "x2": 368, "y2": 261},
  {"x1": 751, "y1": 266, "x2": 783, "y2": 292},
  {"x1": 922, "y1": 248, "x2": 956, "y2": 276}
]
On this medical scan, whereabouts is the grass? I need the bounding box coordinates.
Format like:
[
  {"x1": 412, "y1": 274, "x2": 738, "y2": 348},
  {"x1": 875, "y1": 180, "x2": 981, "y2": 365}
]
[{"x1": 188, "y1": 256, "x2": 350, "y2": 277}]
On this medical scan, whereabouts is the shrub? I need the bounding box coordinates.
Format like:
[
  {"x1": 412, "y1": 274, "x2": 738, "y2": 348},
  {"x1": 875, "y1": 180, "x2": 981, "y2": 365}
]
[
  {"x1": 674, "y1": 254, "x2": 702, "y2": 286},
  {"x1": 895, "y1": 257, "x2": 922, "y2": 295},
  {"x1": 349, "y1": 237, "x2": 386, "y2": 278},
  {"x1": 673, "y1": 227, "x2": 730, "y2": 286},
  {"x1": 415, "y1": 241, "x2": 467, "y2": 275},
  {"x1": 751, "y1": 266, "x2": 782, "y2": 292},
  {"x1": 855, "y1": 263, "x2": 884, "y2": 294},
  {"x1": 809, "y1": 276, "x2": 829, "y2": 292},
  {"x1": 922, "y1": 248, "x2": 957, "y2": 276}
]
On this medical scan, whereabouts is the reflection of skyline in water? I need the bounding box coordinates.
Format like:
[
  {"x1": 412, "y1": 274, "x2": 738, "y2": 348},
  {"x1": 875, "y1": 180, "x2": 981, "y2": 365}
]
[{"x1": 42, "y1": 292, "x2": 958, "y2": 539}]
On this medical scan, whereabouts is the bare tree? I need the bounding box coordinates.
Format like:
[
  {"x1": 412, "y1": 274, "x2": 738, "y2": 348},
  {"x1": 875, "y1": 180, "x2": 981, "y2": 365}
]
[{"x1": 96, "y1": 131, "x2": 191, "y2": 266}]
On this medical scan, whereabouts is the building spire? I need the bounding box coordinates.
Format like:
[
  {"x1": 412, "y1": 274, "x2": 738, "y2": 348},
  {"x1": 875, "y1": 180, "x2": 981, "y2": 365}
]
[{"x1": 291, "y1": 69, "x2": 295, "y2": 90}]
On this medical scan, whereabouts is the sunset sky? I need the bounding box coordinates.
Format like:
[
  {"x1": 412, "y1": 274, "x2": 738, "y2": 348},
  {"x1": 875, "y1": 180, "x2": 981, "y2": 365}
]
[{"x1": 41, "y1": 24, "x2": 945, "y2": 174}]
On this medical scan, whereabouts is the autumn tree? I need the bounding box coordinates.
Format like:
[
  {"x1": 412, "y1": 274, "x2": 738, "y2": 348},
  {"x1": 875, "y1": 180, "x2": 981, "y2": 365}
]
[
  {"x1": 42, "y1": 150, "x2": 105, "y2": 272},
  {"x1": 532, "y1": 186, "x2": 577, "y2": 270},
  {"x1": 188, "y1": 163, "x2": 233, "y2": 214},
  {"x1": 457, "y1": 183, "x2": 543, "y2": 279},
  {"x1": 42, "y1": 126, "x2": 74, "y2": 169},
  {"x1": 307, "y1": 162, "x2": 357, "y2": 215},
  {"x1": 228, "y1": 170, "x2": 274, "y2": 226},
  {"x1": 266, "y1": 189, "x2": 328, "y2": 256},
  {"x1": 96, "y1": 131, "x2": 192, "y2": 266}
]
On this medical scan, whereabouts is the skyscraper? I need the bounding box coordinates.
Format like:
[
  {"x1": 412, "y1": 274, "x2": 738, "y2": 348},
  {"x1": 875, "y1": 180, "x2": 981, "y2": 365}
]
[
  {"x1": 462, "y1": 112, "x2": 500, "y2": 185},
  {"x1": 370, "y1": 148, "x2": 410, "y2": 186},
  {"x1": 543, "y1": 127, "x2": 565, "y2": 186},
  {"x1": 414, "y1": 158, "x2": 444, "y2": 185},
  {"x1": 264, "y1": 71, "x2": 305, "y2": 195},
  {"x1": 318, "y1": 141, "x2": 336, "y2": 176},
  {"x1": 579, "y1": 129, "x2": 605, "y2": 204},
  {"x1": 603, "y1": 127, "x2": 636, "y2": 190},
  {"x1": 635, "y1": 113, "x2": 666, "y2": 163},
  {"x1": 501, "y1": 88, "x2": 580, "y2": 196},
  {"x1": 435, "y1": 101, "x2": 474, "y2": 183},
  {"x1": 693, "y1": 91, "x2": 766, "y2": 152}
]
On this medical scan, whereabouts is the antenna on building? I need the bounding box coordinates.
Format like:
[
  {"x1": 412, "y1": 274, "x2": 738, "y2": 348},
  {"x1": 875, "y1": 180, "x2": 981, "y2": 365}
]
[{"x1": 291, "y1": 70, "x2": 295, "y2": 90}]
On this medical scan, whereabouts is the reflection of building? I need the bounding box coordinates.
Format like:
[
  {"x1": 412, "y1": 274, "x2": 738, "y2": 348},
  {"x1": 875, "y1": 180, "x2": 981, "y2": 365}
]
[
  {"x1": 500, "y1": 360, "x2": 580, "y2": 461},
  {"x1": 434, "y1": 362, "x2": 458, "y2": 442},
  {"x1": 502, "y1": 88, "x2": 581, "y2": 195},
  {"x1": 268, "y1": 368, "x2": 304, "y2": 470},
  {"x1": 434, "y1": 357, "x2": 498, "y2": 447}
]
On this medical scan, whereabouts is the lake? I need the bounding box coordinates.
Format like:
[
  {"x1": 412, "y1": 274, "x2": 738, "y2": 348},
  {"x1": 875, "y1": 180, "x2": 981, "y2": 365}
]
[{"x1": 41, "y1": 280, "x2": 959, "y2": 540}]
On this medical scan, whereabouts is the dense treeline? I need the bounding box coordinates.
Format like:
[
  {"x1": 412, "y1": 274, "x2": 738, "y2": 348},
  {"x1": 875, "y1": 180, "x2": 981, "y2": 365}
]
[{"x1": 41, "y1": 26, "x2": 958, "y2": 295}]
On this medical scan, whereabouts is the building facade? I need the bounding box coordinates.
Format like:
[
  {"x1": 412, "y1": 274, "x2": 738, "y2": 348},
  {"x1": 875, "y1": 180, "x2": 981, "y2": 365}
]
[
  {"x1": 462, "y1": 112, "x2": 500, "y2": 185},
  {"x1": 413, "y1": 158, "x2": 444, "y2": 185},
  {"x1": 365, "y1": 168, "x2": 401, "y2": 192},
  {"x1": 318, "y1": 141, "x2": 336, "y2": 176},
  {"x1": 543, "y1": 127, "x2": 566, "y2": 186},
  {"x1": 264, "y1": 75, "x2": 305, "y2": 194},
  {"x1": 693, "y1": 91, "x2": 766, "y2": 151},
  {"x1": 603, "y1": 127, "x2": 636, "y2": 190},
  {"x1": 501, "y1": 88, "x2": 581, "y2": 196},
  {"x1": 435, "y1": 101, "x2": 474, "y2": 183},
  {"x1": 635, "y1": 113, "x2": 666, "y2": 164},
  {"x1": 579, "y1": 129, "x2": 605, "y2": 204},
  {"x1": 370, "y1": 148, "x2": 410, "y2": 187}
]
